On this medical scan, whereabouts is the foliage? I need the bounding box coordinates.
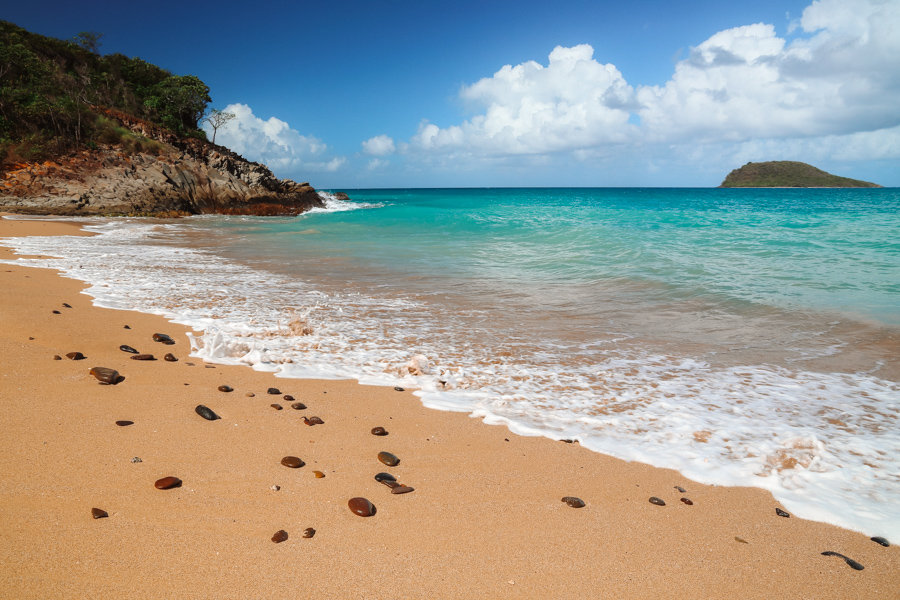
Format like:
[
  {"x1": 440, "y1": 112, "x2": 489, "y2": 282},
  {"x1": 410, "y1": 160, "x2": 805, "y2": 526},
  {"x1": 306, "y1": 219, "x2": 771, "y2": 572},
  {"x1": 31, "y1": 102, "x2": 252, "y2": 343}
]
[
  {"x1": 0, "y1": 20, "x2": 210, "y2": 168},
  {"x1": 720, "y1": 161, "x2": 881, "y2": 188}
]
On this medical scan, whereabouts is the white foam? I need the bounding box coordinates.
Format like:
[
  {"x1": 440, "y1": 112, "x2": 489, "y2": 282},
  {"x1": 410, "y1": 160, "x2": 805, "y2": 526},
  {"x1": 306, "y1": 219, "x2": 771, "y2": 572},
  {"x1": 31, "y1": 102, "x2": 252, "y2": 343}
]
[
  {"x1": 308, "y1": 192, "x2": 385, "y2": 214},
  {"x1": 1, "y1": 219, "x2": 898, "y2": 542}
]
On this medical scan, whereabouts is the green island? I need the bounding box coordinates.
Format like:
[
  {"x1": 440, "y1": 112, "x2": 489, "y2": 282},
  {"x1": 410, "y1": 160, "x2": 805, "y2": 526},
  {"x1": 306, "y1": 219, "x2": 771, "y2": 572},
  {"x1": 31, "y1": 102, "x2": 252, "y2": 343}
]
[{"x1": 720, "y1": 161, "x2": 881, "y2": 188}]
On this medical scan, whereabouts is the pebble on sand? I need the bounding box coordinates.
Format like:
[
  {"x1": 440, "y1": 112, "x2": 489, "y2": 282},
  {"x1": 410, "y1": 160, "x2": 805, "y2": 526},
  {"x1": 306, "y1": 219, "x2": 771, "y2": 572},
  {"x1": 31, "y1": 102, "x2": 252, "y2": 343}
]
[
  {"x1": 348, "y1": 497, "x2": 376, "y2": 517},
  {"x1": 313, "y1": 471, "x2": 325, "y2": 478},
  {"x1": 267, "y1": 387, "x2": 281, "y2": 395},
  {"x1": 283, "y1": 395, "x2": 295, "y2": 402},
  {"x1": 130, "y1": 354, "x2": 155, "y2": 361},
  {"x1": 649, "y1": 497, "x2": 666, "y2": 506},
  {"x1": 245, "y1": 392, "x2": 255, "y2": 397},
  {"x1": 154, "y1": 476, "x2": 182, "y2": 490},
  {"x1": 195, "y1": 405, "x2": 220, "y2": 421},
  {"x1": 218, "y1": 385, "x2": 233, "y2": 393},
  {"x1": 377, "y1": 451, "x2": 400, "y2": 467},
  {"x1": 90, "y1": 367, "x2": 121, "y2": 385},
  {"x1": 271, "y1": 404, "x2": 283, "y2": 410},
  {"x1": 391, "y1": 485, "x2": 415, "y2": 495},
  {"x1": 304, "y1": 416, "x2": 324, "y2": 425},
  {"x1": 291, "y1": 402, "x2": 306, "y2": 410},
  {"x1": 371, "y1": 427, "x2": 388, "y2": 436},
  {"x1": 375, "y1": 472, "x2": 397, "y2": 484},
  {"x1": 52, "y1": 355, "x2": 62, "y2": 360},
  {"x1": 821, "y1": 551, "x2": 864, "y2": 571},
  {"x1": 562, "y1": 496, "x2": 585, "y2": 508},
  {"x1": 119, "y1": 345, "x2": 139, "y2": 354},
  {"x1": 164, "y1": 353, "x2": 177, "y2": 362},
  {"x1": 680, "y1": 497, "x2": 694, "y2": 505},
  {"x1": 281, "y1": 456, "x2": 304, "y2": 468},
  {"x1": 66, "y1": 352, "x2": 85, "y2": 360},
  {"x1": 152, "y1": 333, "x2": 175, "y2": 345},
  {"x1": 394, "y1": 387, "x2": 405, "y2": 392},
  {"x1": 91, "y1": 508, "x2": 108, "y2": 519},
  {"x1": 272, "y1": 530, "x2": 288, "y2": 543},
  {"x1": 115, "y1": 420, "x2": 134, "y2": 426},
  {"x1": 302, "y1": 527, "x2": 315, "y2": 538},
  {"x1": 62, "y1": 303, "x2": 72, "y2": 308},
  {"x1": 871, "y1": 536, "x2": 890, "y2": 547},
  {"x1": 775, "y1": 508, "x2": 790, "y2": 518}
]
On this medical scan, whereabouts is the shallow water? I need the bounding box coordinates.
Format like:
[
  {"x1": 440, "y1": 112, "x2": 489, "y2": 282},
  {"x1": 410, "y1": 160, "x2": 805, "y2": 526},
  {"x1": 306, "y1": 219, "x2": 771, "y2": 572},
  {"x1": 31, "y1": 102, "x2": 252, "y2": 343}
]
[{"x1": 2, "y1": 187, "x2": 898, "y2": 540}]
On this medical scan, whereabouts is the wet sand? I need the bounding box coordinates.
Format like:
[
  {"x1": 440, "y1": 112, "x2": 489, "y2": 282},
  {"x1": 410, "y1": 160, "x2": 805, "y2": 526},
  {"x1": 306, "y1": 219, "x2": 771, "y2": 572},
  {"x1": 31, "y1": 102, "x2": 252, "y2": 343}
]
[{"x1": 0, "y1": 215, "x2": 897, "y2": 599}]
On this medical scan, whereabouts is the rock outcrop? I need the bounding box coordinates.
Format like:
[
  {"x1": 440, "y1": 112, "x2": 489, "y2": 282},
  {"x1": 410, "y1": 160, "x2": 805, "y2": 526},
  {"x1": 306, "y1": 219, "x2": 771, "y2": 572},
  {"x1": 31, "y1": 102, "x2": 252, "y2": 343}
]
[
  {"x1": 720, "y1": 161, "x2": 881, "y2": 188},
  {"x1": 0, "y1": 110, "x2": 326, "y2": 216}
]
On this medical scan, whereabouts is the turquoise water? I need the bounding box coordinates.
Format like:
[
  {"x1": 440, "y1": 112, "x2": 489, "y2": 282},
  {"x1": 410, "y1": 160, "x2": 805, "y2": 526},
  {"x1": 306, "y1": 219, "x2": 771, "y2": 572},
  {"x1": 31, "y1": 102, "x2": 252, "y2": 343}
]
[{"x1": 2, "y1": 187, "x2": 899, "y2": 540}]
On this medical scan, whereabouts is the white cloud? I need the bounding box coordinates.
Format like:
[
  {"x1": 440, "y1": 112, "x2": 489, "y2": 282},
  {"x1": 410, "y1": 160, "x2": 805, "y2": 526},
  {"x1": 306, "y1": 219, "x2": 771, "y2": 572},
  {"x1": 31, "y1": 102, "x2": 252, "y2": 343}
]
[
  {"x1": 404, "y1": 0, "x2": 900, "y2": 165},
  {"x1": 203, "y1": 103, "x2": 345, "y2": 173},
  {"x1": 362, "y1": 134, "x2": 396, "y2": 156},
  {"x1": 367, "y1": 158, "x2": 389, "y2": 170}
]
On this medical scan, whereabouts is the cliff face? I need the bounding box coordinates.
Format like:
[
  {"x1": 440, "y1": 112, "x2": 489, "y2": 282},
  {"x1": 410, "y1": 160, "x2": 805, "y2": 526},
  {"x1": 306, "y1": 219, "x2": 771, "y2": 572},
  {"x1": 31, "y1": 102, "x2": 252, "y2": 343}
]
[
  {"x1": 720, "y1": 161, "x2": 880, "y2": 188},
  {"x1": 0, "y1": 110, "x2": 326, "y2": 216}
]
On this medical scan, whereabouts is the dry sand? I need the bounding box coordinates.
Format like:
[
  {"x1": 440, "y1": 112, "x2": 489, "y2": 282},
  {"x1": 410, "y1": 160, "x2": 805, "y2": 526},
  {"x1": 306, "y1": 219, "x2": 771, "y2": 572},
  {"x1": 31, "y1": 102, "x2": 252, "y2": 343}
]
[{"x1": 0, "y1": 215, "x2": 897, "y2": 599}]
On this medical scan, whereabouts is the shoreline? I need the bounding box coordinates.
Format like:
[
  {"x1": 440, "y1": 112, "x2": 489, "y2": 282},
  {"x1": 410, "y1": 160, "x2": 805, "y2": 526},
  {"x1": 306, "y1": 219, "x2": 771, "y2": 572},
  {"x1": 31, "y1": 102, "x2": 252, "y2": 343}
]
[{"x1": 1, "y1": 215, "x2": 897, "y2": 598}]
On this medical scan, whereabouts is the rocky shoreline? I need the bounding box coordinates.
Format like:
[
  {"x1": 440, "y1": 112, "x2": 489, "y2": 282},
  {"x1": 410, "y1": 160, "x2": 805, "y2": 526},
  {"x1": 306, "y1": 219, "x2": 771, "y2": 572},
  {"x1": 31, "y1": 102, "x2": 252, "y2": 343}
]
[{"x1": 0, "y1": 109, "x2": 325, "y2": 217}]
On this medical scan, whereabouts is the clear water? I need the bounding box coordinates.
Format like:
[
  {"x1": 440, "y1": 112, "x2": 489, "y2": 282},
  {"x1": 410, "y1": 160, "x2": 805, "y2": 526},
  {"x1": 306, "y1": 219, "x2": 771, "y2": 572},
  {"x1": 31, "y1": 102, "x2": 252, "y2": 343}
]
[{"x1": 3, "y1": 187, "x2": 898, "y2": 540}]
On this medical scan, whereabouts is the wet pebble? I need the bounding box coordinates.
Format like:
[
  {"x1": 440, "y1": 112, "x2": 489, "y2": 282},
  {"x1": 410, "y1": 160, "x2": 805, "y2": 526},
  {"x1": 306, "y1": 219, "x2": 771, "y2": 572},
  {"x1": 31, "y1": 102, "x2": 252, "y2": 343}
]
[
  {"x1": 131, "y1": 457, "x2": 142, "y2": 463},
  {"x1": 374, "y1": 472, "x2": 397, "y2": 484},
  {"x1": 115, "y1": 420, "x2": 134, "y2": 426},
  {"x1": 90, "y1": 367, "x2": 121, "y2": 385},
  {"x1": 391, "y1": 485, "x2": 415, "y2": 495},
  {"x1": 218, "y1": 385, "x2": 233, "y2": 393},
  {"x1": 821, "y1": 551, "x2": 864, "y2": 570},
  {"x1": 313, "y1": 471, "x2": 325, "y2": 478},
  {"x1": 267, "y1": 387, "x2": 281, "y2": 395},
  {"x1": 154, "y1": 476, "x2": 182, "y2": 490},
  {"x1": 649, "y1": 497, "x2": 666, "y2": 506},
  {"x1": 291, "y1": 402, "x2": 306, "y2": 410},
  {"x1": 152, "y1": 333, "x2": 175, "y2": 345},
  {"x1": 66, "y1": 352, "x2": 85, "y2": 360},
  {"x1": 304, "y1": 416, "x2": 324, "y2": 425},
  {"x1": 680, "y1": 497, "x2": 693, "y2": 505},
  {"x1": 281, "y1": 456, "x2": 304, "y2": 468},
  {"x1": 302, "y1": 527, "x2": 315, "y2": 538},
  {"x1": 52, "y1": 310, "x2": 61, "y2": 314},
  {"x1": 271, "y1": 485, "x2": 281, "y2": 491},
  {"x1": 53, "y1": 355, "x2": 62, "y2": 360},
  {"x1": 271, "y1": 404, "x2": 283, "y2": 410},
  {"x1": 130, "y1": 354, "x2": 155, "y2": 361},
  {"x1": 119, "y1": 345, "x2": 139, "y2": 354},
  {"x1": 560, "y1": 439, "x2": 574, "y2": 443},
  {"x1": 123, "y1": 325, "x2": 131, "y2": 329},
  {"x1": 164, "y1": 353, "x2": 177, "y2": 362},
  {"x1": 348, "y1": 497, "x2": 376, "y2": 517},
  {"x1": 675, "y1": 486, "x2": 686, "y2": 493},
  {"x1": 371, "y1": 427, "x2": 388, "y2": 436},
  {"x1": 195, "y1": 405, "x2": 220, "y2": 421},
  {"x1": 377, "y1": 451, "x2": 400, "y2": 467},
  {"x1": 271, "y1": 530, "x2": 288, "y2": 543},
  {"x1": 283, "y1": 394, "x2": 294, "y2": 402},
  {"x1": 871, "y1": 536, "x2": 890, "y2": 547},
  {"x1": 562, "y1": 496, "x2": 585, "y2": 508},
  {"x1": 91, "y1": 508, "x2": 108, "y2": 519},
  {"x1": 775, "y1": 508, "x2": 790, "y2": 518},
  {"x1": 393, "y1": 387, "x2": 404, "y2": 392},
  {"x1": 62, "y1": 303, "x2": 72, "y2": 308},
  {"x1": 245, "y1": 392, "x2": 255, "y2": 397}
]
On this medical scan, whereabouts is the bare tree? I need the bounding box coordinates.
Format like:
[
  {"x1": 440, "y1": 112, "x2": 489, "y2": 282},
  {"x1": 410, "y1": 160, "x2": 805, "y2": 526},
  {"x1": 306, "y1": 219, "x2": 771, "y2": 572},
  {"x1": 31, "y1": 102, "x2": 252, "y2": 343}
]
[
  {"x1": 202, "y1": 108, "x2": 236, "y2": 144},
  {"x1": 74, "y1": 31, "x2": 103, "y2": 54}
]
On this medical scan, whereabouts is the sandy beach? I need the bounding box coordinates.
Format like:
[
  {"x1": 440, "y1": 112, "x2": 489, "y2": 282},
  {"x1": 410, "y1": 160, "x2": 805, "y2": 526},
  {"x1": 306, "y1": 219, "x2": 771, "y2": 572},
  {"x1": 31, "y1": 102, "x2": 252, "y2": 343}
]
[{"x1": 0, "y1": 215, "x2": 897, "y2": 599}]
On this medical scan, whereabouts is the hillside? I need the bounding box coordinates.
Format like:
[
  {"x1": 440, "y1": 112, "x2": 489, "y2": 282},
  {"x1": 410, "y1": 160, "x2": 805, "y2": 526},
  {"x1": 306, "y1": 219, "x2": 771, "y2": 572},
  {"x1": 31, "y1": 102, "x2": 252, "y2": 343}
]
[{"x1": 720, "y1": 161, "x2": 880, "y2": 188}]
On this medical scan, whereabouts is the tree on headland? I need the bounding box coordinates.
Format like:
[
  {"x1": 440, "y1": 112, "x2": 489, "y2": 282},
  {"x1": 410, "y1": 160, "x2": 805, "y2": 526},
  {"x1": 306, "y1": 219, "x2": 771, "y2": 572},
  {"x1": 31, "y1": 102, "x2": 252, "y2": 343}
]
[
  {"x1": 202, "y1": 108, "x2": 236, "y2": 144},
  {"x1": 142, "y1": 75, "x2": 211, "y2": 136},
  {"x1": 73, "y1": 31, "x2": 103, "y2": 54}
]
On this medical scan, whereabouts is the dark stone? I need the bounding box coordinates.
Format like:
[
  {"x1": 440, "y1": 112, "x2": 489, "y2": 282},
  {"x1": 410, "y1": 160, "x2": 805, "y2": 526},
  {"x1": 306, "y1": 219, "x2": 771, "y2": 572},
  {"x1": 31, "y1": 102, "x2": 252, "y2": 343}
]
[
  {"x1": 283, "y1": 395, "x2": 295, "y2": 402},
  {"x1": 124, "y1": 325, "x2": 131, "y2": 329},
  {"x1": 154, "y1": 476, "x2": 182, "y2": 490},
  {"x1": 195, "y1": 405, "x2": 220, "y2": 421},
  {"x1": 281, "y1": 456, "x2": 304, "y2": 468},
  {"x1": 775, "y1": 507, "x2": 790, "y2": 518},
  {"x1": 271, "y1": 530, "x2": 288, "y2": 543},
  {"x1": 130, "y1": 354, "x2": 155, "y2": 361},
  {"x1": 302, "y1": 527, "x2": 315, "y2": 538},
  {"x1": 90, "y1": 367, "x2": 121, "y2": 385},
  {"x1": 871, "y1": 536, "x2": 890, "y2": 547},
  {"x1": 66, "y1": 352, "x2": 85, "y2": 360},
  {"x1": 374, "y1": 472, "x2": 397, "y2": 483},
  {"x1": 377, "y1": 451, "x2": 400, "y2": 466},
  {"x1": 267, "y1": 387, "x2": 281, "y2": 395},
  {"x1": 348, "y1": 497, "x2": 375, "y2": 517},
  {"x1": 53, "y1": 355, "x2": 62, "y2": 360},
  {"x1": 675, "y1": 486, "x2": 686, "y2": 493},
  {"x1": 218, "y1": 385, "x2": 233, "y2": 393},
  {"x1": 62, "y1": 303, "x2": 72, "y2": 308},
  {"x1": 115, "y1": 420, "x2": 134, "y2": 426},
  {"x1": 119, "y1": 345, "x2": 139, "y2": 354},
  {"x1": 371, "y1": 427, "x2": 388, "y2": 436},
  {"x1": 394, "y1": 386, "x2": 405, "y2": 392},
  {"x1": 391, "y1": 485, "x2": 415, "y2": 494},
  {"x1": 821, "y1": 551, "x2": 864, "y2": 570},
  {"x1": 560, "y1": 439, "x2": 575, "y2": 443},
  {"x1": 271, "y1": 404, "x2": 283, "y2": 410},
  {"x1": 304, "y1": 416, "x2": 323, "y2": 425},
  {"x1": 152, "y1": 333, "x2": 175, "y2": 344},
  {"x1": 164, "y1": 353, "x2": 177, "y2": 362},
  {"x1": 562, "y1": 496, "x2": 585, "y2": 508},
  {"x1": 649, "y1": 497, "x2": 666, "y2": 506},
  {"x1": 91, "y1": 507, "x2": 108, "y2": 519},
  {"x1": 52, "y1": 310, "x2": 61, "y2": 314},
  {"x1": 131, "y1": 456, "x2": 141, "y2": 463},
  {"x1": 291, "y1": 402, "x2": 306, "y2": 410},
  {"x1": 681, "y1": 497, "x2": 693, "y2": 505}
]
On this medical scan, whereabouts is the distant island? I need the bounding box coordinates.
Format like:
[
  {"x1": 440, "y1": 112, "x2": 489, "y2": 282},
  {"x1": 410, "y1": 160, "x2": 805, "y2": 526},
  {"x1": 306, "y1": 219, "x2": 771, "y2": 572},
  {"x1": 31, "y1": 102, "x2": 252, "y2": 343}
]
[{"x1": 720, "y1": 161, "x2": 881, "y2": 188}]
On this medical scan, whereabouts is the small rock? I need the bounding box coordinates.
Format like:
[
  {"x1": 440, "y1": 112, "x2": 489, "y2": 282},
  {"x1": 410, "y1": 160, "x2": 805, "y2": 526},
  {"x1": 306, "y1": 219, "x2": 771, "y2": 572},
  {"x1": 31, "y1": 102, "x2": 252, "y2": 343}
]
[
  {"x1": 123, "y1": 325, "x2": 131, "y2": 329},
  {"x1": 391, "y1": 485, "x2": 415, "y2": 495},
  {"x1": 90, "y1": 367, "x2": 121, "y2": 385},
  {"x1": 119, "y1": 345, "x2": 139, "y2": 354},
  {"x1": 348, "y1": 497, "x2": 376, "y2": 517},
  {"x1": 302, "y1": 527, "x2": 315, "y2": 538},
  {"x1": 271, "y1": 485, "x2": 281, "y2": 491},
  {"x1": 374, "y1": 472, "x2": 397, "y2": 484},
  {"x1": 195, "y1": 405, "x2": 220, "y2": 421},
  {"x1": 291, "y1": 402, "x2": 306, "y2": 410},
  {"x1": 271, "y1": 530, "x2": 288, "y2": 543},
  {"x1": 649, "y1": 497, "x2": 666, "y2": 506},
  {"x1": 52, "y1": 310, "x2": 61, "y2": 314},
  {"x1": 735, "y1": 536, "x2": 749, "y2": 544},
  {"x1": 871, "y1": 536, "x2": 890, "y2": 547},
  {"x1": 66, "y1": 352, "x2": 85, "y2": 360},
  {"x1": 52, "y1": 355, "x2": 62, "y2": 360},
  {"x1": 218, "y1": 385, "x2": 233, "y2": 393},
  {"x1": 394, "y1": 386, "x2": 405, "y2": 392},
  {"x1": 245, "y1": 392, "x2": 255, "y2": 397},
  {"x1": 371, "y1": 427, "x2": 388, "y2": 436},
  {"x1": 281, "y1": 456, "x2": 304, "y2": 468},
  {"x1": 267, "y1": 387, "x2": 281, "y2": 395},
  {"x1": 164, "y1": 353, "x2": 177, "y2": 362},
  {"x1": 115, "y1": 420, "x2": 134, "y2": 427},
  {"x1": 131, "y1": 457, "x2": 142, "y2": 463},
  {"x1": 560, "y1": 439, "x2": 574, "y2": 443},
  {"x1": 821, "y1": 551, "x2": 864, "y2": 570},
  {"x1": 680, "y1": 497, "x2": 694, "y2": 505},
  {"x1": 283, "y1": 394, "x2": 294, "y2": 402},
  {"x1": 152, "y1": 333, "x2": 175, "y2": 345},
  {"x1": 62, "y1": 303, "x2": 72, "y2": 308},
  {"x1": 775, "y1": 508, "x2": 790, "y2": 518},
  {"x1": 130, "y1": 354, "x2": 155, "y2": 361},
  {"x1": 154, "y1": 476, "x2": 182, "y2": 490},
  {"x1": 313, "y1": 471, "x2": 325, "y2": 478},
  {"x1": 562, "y1": 496, "x2": 585, "y2": 508},
  {"x1": 91, "y1": 508, "x2": 108, "y2": 519},
  {"x1": 675, "y1": 486, "x2": 686, "y2": 493},
  {"x1": 304, "y1": 416, "x2": 324, "y2": 425},
  {"x1": 271, "y1": 404, "x2": 283, "y2": 410},
  {"x1": 377, "y1": 451, "x2": 400, "y2": 467}
]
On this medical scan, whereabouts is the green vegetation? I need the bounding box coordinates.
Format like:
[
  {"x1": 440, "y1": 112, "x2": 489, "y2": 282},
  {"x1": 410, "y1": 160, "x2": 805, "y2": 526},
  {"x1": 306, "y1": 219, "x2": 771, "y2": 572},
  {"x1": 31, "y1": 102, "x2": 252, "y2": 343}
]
[
  {"x1": 720, "y1": 161, "x2": 880, "y2": 188},
  {"x1": 0, "y1": 21, "x2": 210, "y2": 168}
]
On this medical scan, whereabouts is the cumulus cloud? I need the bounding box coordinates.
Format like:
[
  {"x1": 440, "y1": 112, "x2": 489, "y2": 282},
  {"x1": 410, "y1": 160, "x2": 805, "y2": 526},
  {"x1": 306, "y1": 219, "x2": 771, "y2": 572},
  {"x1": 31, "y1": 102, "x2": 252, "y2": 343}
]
[
  {"x1": 362, "y1": 134, "x2": 396, "y2": 156},
  {"x1": 405, "y1": 0, "x2": 900, "y2": 163},
  {"x1": 203, "y1": 103, "x2": 345, "y2": 173}
]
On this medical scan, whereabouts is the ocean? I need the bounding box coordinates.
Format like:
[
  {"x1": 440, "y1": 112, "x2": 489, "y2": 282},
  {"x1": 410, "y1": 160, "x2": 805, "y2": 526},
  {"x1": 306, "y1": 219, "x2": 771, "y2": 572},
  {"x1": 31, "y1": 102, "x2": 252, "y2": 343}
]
[{"x1": 3, "y1": 187, "x2": 898, "y2": 540}]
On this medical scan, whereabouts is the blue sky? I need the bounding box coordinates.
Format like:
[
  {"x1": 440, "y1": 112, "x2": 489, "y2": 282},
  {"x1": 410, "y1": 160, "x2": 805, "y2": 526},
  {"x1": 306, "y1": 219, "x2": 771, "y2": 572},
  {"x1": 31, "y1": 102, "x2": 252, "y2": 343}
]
[{"x1": 7, "y1": 0, "x2": 900, "y2": 187}]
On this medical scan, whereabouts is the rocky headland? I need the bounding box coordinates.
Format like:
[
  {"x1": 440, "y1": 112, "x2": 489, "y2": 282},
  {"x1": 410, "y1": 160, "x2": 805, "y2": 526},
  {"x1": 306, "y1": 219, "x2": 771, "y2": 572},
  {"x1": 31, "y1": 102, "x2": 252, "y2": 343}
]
[{"x1": 720, "y1": 161, "x2": 880, "y2": 188}]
